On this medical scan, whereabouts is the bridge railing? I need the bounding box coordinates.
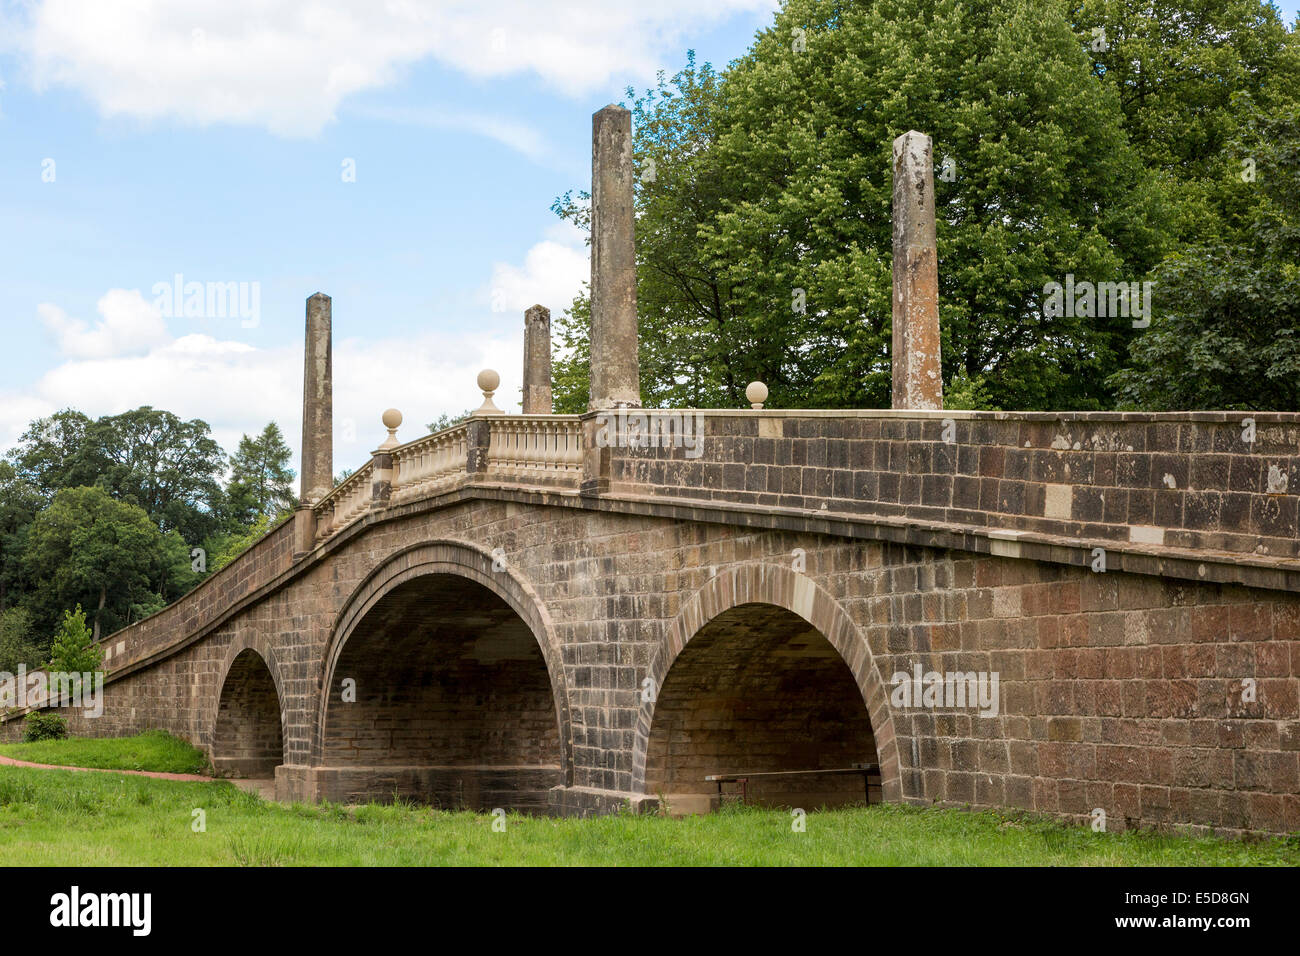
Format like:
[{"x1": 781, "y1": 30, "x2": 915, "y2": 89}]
[
  {"x1": 313, "y1": 414, "x2": 586, "y2": 542},
  {"x1": 484, "y1": 415, "x2": 583, "y2": 484},
  {"x1": 312, "y1": 459, "x2": 374, "y2": 542},
  {"x1": 391, "y1": 421, "x2": 470, "y2": 503}
]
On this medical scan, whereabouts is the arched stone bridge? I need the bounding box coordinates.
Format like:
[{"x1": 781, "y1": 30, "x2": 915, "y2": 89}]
[{"x1": 7, "y1": 407, "x2": 1299, "y2": 835}]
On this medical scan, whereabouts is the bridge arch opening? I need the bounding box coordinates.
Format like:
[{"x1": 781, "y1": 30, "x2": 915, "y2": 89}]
[
  {"x1": 319, "y1": 572, "x2": 564, "y2": 812},
  {"x1": 212, "y1": 648, "x2": 284, "y2": 779},
  {"x1": 645, "y1": 602, "x2": 880, "y2": 814}
]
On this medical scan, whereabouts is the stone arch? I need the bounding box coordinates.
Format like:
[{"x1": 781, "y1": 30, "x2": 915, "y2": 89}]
[
  {"x1": 632, "y1": 563, "x2": 902, "y2": 805},
  {"x1": 210, "y1": 637, "x2": 286, "y2": 778},
  {"x1": 312, "y1": 539, "x2": 573, "y2": 790}
]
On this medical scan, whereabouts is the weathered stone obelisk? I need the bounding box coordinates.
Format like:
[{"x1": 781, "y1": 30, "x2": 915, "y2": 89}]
[
  {"x1": 891, "y1": 130, "x2": 943, "y2": 410},
  {"x1": 522, "y1": 304, "x2": 553, "y2": 414},
  {"x1": 300, "y1": 292, "x2": 333, "y2": 503},
  {"x1": 588, "y1": 104, "x2": 640, "y2": 410}
]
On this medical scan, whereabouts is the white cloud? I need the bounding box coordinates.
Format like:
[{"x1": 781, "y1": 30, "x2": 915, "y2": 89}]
[
  {"x1": 3, "y1": 223, "x2": 579, "y2": 470},
  {"x1": 39, "y1": 288, "x2": 171, "y2": 359},
  {"x1": 11, "y1": 0, "x2": 777, "y2": 137},
  {"x1": 487, "y1": 221, "x2": 588, "y2": 316}
]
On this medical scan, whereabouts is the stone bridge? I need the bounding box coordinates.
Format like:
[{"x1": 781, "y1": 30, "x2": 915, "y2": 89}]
[
  {"x1": 7, "y1": 402, "x2": 1298, "y2": 833},
  {"x1": 3, "y1": 111, "x2": 1297, "y2": 836}
]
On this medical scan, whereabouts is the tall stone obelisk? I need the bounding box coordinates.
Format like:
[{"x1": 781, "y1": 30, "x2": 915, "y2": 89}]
[
  {"x1": 301, "y1": 292, "x2": 333, "y2": 504},
  {"x1": 891, "y1": 130, "x2": 943, "y2": 410},
  {"x1": 588, "y1": 104, "x2": 641, "y2": 410},
  {"x1": 522, "y1": 304, "x2": 553, "y2": 414}
]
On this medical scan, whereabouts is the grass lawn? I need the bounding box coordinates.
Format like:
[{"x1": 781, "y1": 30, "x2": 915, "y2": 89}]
[
  {"x1": 0, "y1": 730, "x2": 210, "y2": 775},
  {"x1": 0, "y1": 762, "x2": 1296, "y2": 866}
]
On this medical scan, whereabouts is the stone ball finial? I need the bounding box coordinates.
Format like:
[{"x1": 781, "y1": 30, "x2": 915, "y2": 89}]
[
  {"x1": 473, "y1": 369, "x2": 502, "y2": 415},
  {"x1": 379, "y1": 408, "x2": 402, "y2": 449},
  {"x1": 746, "y1": 381, "x2": 769, "y2": 410}
]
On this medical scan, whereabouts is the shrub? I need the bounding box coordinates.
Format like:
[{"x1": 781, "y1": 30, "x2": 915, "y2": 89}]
[
  {"x1": 22, "y1": 712, "x2": 69, "y2": 742},
  {"x1": 48, "y1": 606, "x2": 102, "y2": 676}
]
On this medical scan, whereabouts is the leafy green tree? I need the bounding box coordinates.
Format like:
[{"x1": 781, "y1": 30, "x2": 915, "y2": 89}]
[
  {"x1": 0, "y1": 607, "x2": 42, "y2": 673},
  {"x1": 80, "y1": 406, "x2": 226, "y2": 544},
  {"x1": 48, "y1": 604, "x2": 102, "y2": 675},
  {"x1": 1069, "y1": 0, "x2": 1300, "y2": 243},
  {"x1": 554, "y1": 0, "x2": 1164, "y2": 411},
  {"x1": 225, "y1": 422, "x2": 296, "y2": 528},
  {"x1": 23, "y1": 486, "x2": 163, "y2": 642},
  {"x1": 1111, "y1": 109, "x2": 1300, "y2": 408},
  {"x1": 4, "y1": 409, "x2": 96, "y2": 500},
  {"x1": 0, "y1": 461, "x2": 42, "y2": 610}
]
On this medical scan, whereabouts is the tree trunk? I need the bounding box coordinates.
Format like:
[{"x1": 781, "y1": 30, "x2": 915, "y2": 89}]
[{"x1": 94, "y1": 585, "x2": 106, "y2": 641}]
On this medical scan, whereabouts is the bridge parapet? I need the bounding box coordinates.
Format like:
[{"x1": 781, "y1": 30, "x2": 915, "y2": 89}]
[
  {"x1": 390, "y1": 422, "x2": 469, "y2": 500},
  {"x1": 597, "y1": 409, "x2": 1300, "y2": 588},
  {"x1": 483, "y1": 415, "x2": 583, "y2": 485}
]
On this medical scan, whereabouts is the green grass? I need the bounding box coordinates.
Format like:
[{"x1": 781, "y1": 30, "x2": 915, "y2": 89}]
[
  {"x1": 0, "y1": 764, "x2": 1295, "y2": 866},
  {"x1": 0, "y1": 730, "x2": 210, "y2": 775}
]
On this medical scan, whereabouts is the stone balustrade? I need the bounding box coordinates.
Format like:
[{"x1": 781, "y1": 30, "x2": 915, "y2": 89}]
[
  {"x1": 313, "y1": 461, "x2": 373, "y2": 541},
  {"x1": 485, "y1": 416, "x2": 583, "y2": 484},
  {"x1": 390, "y1": 422, "x2": 470, "y2": 502},
  {"x1": 314, "y1": 411, "x2": 586, "y2": 541}
]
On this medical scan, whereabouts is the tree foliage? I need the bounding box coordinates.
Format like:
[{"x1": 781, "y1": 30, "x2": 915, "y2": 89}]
[
  {"x1": 23, "y1": 486, "x2": 163, "y2": 641},
  {"x1": 552, "y1": 0, "x2": 1299, "y2": 412},
  {"x1": 225, "y1": 422, "x2": 296, "y2": 527},
  {"x1": 48, "y1": 604, "x2": 103, "y2": 675}
]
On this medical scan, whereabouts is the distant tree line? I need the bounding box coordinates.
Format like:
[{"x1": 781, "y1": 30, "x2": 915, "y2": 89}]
[{"x1": 0, "y1": 407, "x2": 296, "y2": 670}]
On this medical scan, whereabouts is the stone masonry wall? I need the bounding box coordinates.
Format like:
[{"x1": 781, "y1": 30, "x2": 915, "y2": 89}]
[{"x1": 5, "y1": 488, "x2": 1294, "y2": 836}]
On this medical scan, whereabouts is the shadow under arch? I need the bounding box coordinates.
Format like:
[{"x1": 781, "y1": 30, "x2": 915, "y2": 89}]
[
  {"x1": 210, "y1": 636, "x2": 287, "y2": 779},
  {"x1": 312, "y1": 539, "x2": 574, "y2": 793},
  {"x1": 632, "y1": 563, "x2": 903, "y2": 806}
]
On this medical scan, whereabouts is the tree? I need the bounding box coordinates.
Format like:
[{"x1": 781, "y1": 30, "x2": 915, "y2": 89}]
[
  {"x1": 23, "y1": 486, "x2": 163, "y2": 643},
  {"x1": 4, "y1": 409, "x2": 96, "y2": 500},
  {"x1": 553, "y1": 0, "x2": 1164, "y2": 412},
  {"x1": 0, "y1": 461, "x2": 42, "y2": 610},
  {"x1": 48, "y1": 605, "x2": 102, "y2": 676},
  {"x1": 225, "y1": 423, "x2": 296, "y2": 528},
  {"x1": 0, "y1": 607, "x2": 42, "y2": 673},
  {"x1": 1110, "y1": 108, "x2": 1300, "y2": 409},
  {"x1": 1069, "y1": 0, "x2": 1300, "y2": 244},
  {"x1": 79, "y1": 406, "x2": 227, "y2": 544},
  {"x1": 427, "y1": 410, "x2": 473, "y2": 432}
]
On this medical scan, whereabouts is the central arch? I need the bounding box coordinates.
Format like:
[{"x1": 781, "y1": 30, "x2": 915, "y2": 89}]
[
  {"x1": 313, "y1": 540, "x2": 573, "y2": 812},
  {"x1": 633, "y1": 563, "x2": 902, "y2": 811}
]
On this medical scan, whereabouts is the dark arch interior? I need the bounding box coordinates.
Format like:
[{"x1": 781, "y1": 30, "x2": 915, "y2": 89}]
[
  {"x1": 320, "y1": 573, "x2": 563, "y2": 811},
  {"x1": 645, "y1": 603, "x2": 879, "y2": 813},
  {"x1": 212, "y1": 648, "x2": 283, "y2": 778}
]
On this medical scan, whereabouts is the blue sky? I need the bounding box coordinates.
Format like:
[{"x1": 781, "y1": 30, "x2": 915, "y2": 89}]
[
  {"x1": 0, "y1": 0, "x2": 781, "y2": 468},
  {"x1": 1, "y1": 1, "x2": 1297, "y2": 472}
]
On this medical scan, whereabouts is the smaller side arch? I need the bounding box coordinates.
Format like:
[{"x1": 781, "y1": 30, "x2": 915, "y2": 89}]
[
  {"x1": 210, "y1": 635, "x2": 287, "y2": 778},
  {"x1": 632, "y1": 563, "x2": 903, "y2": 803}
]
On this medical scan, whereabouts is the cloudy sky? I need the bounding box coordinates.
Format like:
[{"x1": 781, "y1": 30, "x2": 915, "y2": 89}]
[
  {"x1": 0, "y1": 0, "x2": 779, "y2": 470},
  {"x1": 3, "y1": 1, "x2": 1297, "y2": 474}
]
